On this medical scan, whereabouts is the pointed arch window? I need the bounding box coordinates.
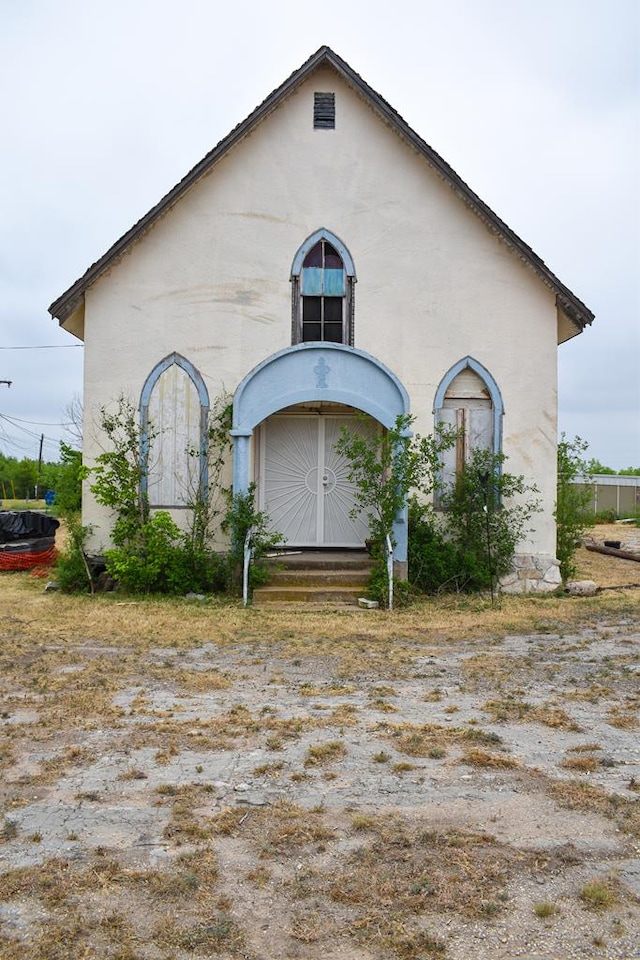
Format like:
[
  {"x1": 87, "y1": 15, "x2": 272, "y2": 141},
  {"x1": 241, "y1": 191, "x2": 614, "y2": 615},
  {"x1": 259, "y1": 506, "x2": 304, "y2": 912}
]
[
  {"x1": 140, "y1": 354, "x2": 209, "y2": 508},
  {"x1": 434, "y1": 357, "x2": 504, "y2": 501},
  {"x1": 291, "y1": 230, "x2": 356, "y2": 345}
]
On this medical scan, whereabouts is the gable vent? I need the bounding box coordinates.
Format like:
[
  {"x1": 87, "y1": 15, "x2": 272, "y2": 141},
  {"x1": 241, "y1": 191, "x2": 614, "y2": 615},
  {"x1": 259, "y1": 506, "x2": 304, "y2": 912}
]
[{"x1": 314, "y1": 92, "x2": 335, "y2": 129}]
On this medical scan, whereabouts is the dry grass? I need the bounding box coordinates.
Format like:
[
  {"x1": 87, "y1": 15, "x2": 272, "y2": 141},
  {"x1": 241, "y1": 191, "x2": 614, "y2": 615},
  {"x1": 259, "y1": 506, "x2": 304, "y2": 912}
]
[
  {"x1": 327, "y1": 817, "x2": 521, "y2": 927},
  {"x1": 379, "y1": 721, "x2": 504, "y2": 760},
  {"x1": 534, "y1": 900, "x2": 560, "y2": 918},
  {"x1": 2, "y1": 566, "x2": 638, "y2": 678},
  {"x1": 561, "y1": 754, "x2": 600, "y2": 773},
  {"x1": 0, "y1": 844, "x2": 236, "y2": 959},
  {"x1": 1, "y1": 556, "x2": 638, "y2": 960},
  {"x1": 204, "y1": 805, "x2": 544, "y2": 956},
  {"x1": 459, "y1": 747, "x2": 520, "y2": 769},
  {"x1": 606, "y1": 704, "x2": 638, "y2": 729},
  {"x1": 482, "y1": 696, "x2": 582, "y2": 731},
  {"x1": 304, "y1": 739, "x2": 347, "y2": 766},
  {"x1": 542, "y1": 777, "x2": 640, "y2": 838},
  {"x1": 580, "y1": 877, "x2": 620, "y2": 910},
  {"x1": 578, "y1": 523, "x2": 640, "y2": 588}
]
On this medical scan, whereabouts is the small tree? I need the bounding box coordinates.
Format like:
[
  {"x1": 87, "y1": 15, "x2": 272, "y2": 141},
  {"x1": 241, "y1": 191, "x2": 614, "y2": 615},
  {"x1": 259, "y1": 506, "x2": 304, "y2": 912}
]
[
  {"x1": 51, "y1": 442, "x2": 90, "y2": 591},
  {"x1": 182, "y1": 393, "x2": 233, "y2": 587},
  {"x1": 52, "y1": 442, "x2": 83, "y2": 516},
  {"x1": 87, "y1": 393, "x2": 246, "y2": 595},
  {"x1": 89, "y1": 397, "x2": 199, "y2": 593},
  {"x1": 55, "y1": 514, "x2": 94, "y2": 593},
  {"x1": 62, "y1": 393, "x2": 84, "y2": 449},
  {"x1": 335, "y1": 414, "x2": 456, "y2": 606},
  {"x1": 90, "y1": 396, "x2": 152, "y2": 550},
  {"x1": 555, "y1": 434, "x2": 594, "y2": 582},
  {"x1": 335, "y1": 414, "x2": 455, "y2": 549}
]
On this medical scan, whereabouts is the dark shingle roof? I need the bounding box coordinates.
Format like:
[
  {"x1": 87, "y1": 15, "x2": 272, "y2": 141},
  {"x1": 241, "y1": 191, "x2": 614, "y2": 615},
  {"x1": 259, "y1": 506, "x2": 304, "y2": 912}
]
[{"x1": 49, "y1": 46, "x2": 594, "y2": 334}]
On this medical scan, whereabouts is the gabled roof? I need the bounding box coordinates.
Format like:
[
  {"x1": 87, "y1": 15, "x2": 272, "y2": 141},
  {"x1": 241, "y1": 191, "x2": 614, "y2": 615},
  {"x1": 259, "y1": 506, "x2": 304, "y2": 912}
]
[{"x1": 49, "y1": 46, "x2": 594, "y2": 338}]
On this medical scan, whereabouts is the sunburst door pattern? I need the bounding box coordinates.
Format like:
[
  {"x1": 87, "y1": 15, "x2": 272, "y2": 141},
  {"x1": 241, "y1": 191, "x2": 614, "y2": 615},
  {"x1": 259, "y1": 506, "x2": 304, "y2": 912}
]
[
  {"x1": 322, "y1": 417, "x2": 370, "y2": 545},
  {"x1": 263, "y1": 418, "x2": 321, "y2": 545},
  {"x1": 262, "y1": 416, "x2": 370, "y2": 547}
]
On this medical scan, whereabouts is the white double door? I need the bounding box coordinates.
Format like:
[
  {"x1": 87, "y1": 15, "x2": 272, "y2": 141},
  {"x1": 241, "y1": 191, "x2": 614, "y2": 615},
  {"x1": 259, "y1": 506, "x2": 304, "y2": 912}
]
[{"x1": 259, "y1": 415, "x2": 371, "y2": 547}]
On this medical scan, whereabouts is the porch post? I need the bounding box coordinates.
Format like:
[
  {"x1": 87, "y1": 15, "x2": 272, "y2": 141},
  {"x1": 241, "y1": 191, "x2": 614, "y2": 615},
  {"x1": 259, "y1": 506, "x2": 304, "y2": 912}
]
[
  {"x1": 392, "y1": 506, "x2": 408, "y2": 579},
  {"x1": 230, "y1": 430, "x2": 252, "y2": 496}
]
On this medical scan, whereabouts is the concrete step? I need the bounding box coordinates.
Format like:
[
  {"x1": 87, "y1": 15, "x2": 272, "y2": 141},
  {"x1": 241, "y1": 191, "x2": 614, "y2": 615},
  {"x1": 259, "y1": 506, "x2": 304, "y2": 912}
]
[
  {"x1": 266, "y1": 568, "x2": 371, "y2": 587},
  {"x1": 252, "y1": 584, "x2": 366, "y2": 604},
  {"x1": 265, "y1": 550, "x2": 373, "y2": 571},
  {"x1": 256, "y1": 550, "x2": 374, "y2": 606}
]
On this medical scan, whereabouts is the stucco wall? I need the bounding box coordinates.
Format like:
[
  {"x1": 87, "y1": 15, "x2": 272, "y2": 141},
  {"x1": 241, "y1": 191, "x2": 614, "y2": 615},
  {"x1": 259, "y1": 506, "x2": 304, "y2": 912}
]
[{"x1": 81, "y1": 65, "x2": 558, "y2": 558}]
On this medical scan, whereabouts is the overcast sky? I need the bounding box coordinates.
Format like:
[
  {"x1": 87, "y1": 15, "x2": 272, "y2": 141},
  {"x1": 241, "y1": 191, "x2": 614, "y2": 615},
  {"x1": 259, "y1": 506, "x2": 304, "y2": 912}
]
[{"x1": 1, "y1": 0, "x2": 638, "y2": 469}]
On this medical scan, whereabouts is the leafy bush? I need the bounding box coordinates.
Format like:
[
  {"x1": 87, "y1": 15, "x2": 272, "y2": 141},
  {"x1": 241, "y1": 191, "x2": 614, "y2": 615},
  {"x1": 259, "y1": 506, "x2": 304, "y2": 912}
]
[
  {"x1": 104, "y1": 511, "x2": 187, "y2": 594},
  {"x1": 337, "y1": 416, "x2": 540, "y2": 603},
  {"x1": 222, "y1": 485, "x2": 282, "y2": 594},
  {"x1": 53, "y1": 443, "x2": 83, "y2": 516},
  {"x1": 55, "y1": 514, "x2": 93, "y2": 593},
  {"x1": 593, "y1": 509, "x2": 617, "y2": 524},
  {"x1": 88, "y1": 396, "x2": 230, "y2": 595},
  {"x1": 335, "y1": 414, "x2": 456, "y2": 551},
  {"x1": 336, "y1": 414, "x2": 456, "y2": 607},
  {"x1": 407, "y1": 498, "x2": 461, "y2": 594},
  {"x1": 438, "y1": 448, "x2": 540, "y2": 594},
  {"x1": 555, "y1": 435, "x2": 594, "y2": 581}
]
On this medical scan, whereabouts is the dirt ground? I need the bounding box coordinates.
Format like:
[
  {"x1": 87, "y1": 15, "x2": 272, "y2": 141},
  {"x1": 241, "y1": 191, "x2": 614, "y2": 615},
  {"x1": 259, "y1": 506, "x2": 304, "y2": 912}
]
[{"x1": 0, "y1": 527, "x2": 638, "y2": 959}]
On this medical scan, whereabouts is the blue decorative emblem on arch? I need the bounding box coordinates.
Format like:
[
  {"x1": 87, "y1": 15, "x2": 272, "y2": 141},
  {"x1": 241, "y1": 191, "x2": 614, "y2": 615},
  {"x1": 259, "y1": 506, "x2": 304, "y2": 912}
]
[
  {"x1": 140, "y1": 353, "x2": 210, "y2": 501},
  {"x1": 290, "y1": 228, "x2": 356, "y2": 278},
  {"x1": 434, "y1": 356, "x2": 504, "y2": 456}
]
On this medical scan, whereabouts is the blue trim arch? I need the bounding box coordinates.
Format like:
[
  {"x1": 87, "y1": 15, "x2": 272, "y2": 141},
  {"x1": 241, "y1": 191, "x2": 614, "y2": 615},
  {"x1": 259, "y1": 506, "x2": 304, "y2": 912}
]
[
  {"x1": 433, "y1": 356, "x2": 504, "y2": 457},
  {"x1": 140, "y1": 352, "x2": 210, "y2": 500},
  {"x1": 290, "y1": 228, "x2": 356, "y2": 278},
  {"x1": 231, "y1": 342, "x2": 410, "y2": 562}
]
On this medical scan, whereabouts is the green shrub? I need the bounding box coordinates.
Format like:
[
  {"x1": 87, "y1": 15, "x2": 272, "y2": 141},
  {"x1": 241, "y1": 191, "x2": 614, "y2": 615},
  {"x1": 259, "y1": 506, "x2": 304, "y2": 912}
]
[
  {"x1": 88, "y1": 396, "x2": 233, "y2": 596},
  {"x1": 53, "y1": 443, "x2": 83, "y2": 516},
  {"x1": 555, "y1": 435, "x2": 594, "y2": 581},
  {"x1": 593, "y1": 509, "x2": 617, "y2": 524},
  {"x1": 222, "y1": 485, "x2": 282, "y2": 595},
  {"x1": 105, "y1": 511, "x2": 183, "y2": 594},
  {"x1": 407, "y1": 498, "x2": 461, "y2": 594},
  {"x1": 366, "y1": 552, "x2": 413, "y2": 607},
  {"x1": 55, "y1": 514, "x2": 93, "y2": 593},
  {"x1": 438, "y1": 448, "x2": 541, "y2": 595},
  {"x1": 104, "y1": 511, "x2": 228, "y2": 595}
]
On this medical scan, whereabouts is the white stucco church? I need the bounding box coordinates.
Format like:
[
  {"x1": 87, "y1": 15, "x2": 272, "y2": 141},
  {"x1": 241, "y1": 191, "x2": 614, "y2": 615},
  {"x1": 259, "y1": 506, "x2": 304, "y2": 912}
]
[{"x1": 49, "y1": 46, "x2": 593, "y2": 591}]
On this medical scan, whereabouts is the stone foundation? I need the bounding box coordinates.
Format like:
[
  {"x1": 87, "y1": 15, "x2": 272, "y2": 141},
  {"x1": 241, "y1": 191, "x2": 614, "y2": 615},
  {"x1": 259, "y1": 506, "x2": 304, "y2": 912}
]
[{"x1": 499, "y1": 554, "x2": 562, "y2": 594}]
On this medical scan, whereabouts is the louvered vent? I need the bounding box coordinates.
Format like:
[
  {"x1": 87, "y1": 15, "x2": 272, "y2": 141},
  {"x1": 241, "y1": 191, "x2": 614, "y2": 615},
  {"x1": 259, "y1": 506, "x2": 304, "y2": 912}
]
[{"x1": 314, "y1": 92, "x2": 335, "y2": 129}]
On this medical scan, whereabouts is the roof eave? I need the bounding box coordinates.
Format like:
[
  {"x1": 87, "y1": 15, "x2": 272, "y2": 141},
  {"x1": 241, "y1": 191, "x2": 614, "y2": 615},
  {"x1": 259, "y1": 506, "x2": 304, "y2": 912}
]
[{"x1": 49, "y1": 45, "x2": 594, "y2": 335}]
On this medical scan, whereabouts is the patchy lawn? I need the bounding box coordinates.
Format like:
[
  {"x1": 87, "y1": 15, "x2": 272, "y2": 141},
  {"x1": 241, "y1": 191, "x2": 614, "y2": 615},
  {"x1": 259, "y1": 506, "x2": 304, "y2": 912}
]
[{"x1": 0, "y1": 545, "x2": 638, "y2": 959}]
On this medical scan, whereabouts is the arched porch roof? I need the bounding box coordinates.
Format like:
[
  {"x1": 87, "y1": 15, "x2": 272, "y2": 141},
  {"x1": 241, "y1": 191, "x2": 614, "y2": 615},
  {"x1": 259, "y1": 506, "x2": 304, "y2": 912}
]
[{"x1": 232, "y1": 342, "x2": 410, "y2": 437}]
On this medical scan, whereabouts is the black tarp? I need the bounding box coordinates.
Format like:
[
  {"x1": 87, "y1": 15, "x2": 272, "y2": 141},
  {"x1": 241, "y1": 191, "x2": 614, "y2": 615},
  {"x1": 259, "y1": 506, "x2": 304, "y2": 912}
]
[{"x1": 0, "y1": 511, "x2": 59, "y2": 543}]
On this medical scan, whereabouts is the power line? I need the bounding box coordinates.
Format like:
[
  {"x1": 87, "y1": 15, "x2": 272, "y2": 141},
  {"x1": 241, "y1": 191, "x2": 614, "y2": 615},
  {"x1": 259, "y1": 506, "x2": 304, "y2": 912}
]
[
  {"x1": 0, "y1": 429, "x2": 63, "y2": 459},
  {"x1": 0, "y1": 344, "x2": 83, "y2": 350},
  {"x1": 0, "y1": 414, "x2": 74, "y2": 427},
  {"x1": 0, "y1": 417, "x2": 65, "y2": 446}
]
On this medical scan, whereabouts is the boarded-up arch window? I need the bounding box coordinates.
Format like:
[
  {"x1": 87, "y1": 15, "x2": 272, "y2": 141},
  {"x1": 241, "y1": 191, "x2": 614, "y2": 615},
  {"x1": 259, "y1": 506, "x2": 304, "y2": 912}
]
[
  {"x1": 140, "y1": 354, "x2": 209, "y2": 508},
  {"x1": 434, "y1": 357, "x2": 504, "y2": 500}
]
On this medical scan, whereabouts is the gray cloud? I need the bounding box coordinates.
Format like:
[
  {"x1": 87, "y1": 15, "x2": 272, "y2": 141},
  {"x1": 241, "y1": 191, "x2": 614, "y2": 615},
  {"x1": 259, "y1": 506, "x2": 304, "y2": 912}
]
[{"x1": 1, "y1": 0, "x2": 638, "y2": 467}]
